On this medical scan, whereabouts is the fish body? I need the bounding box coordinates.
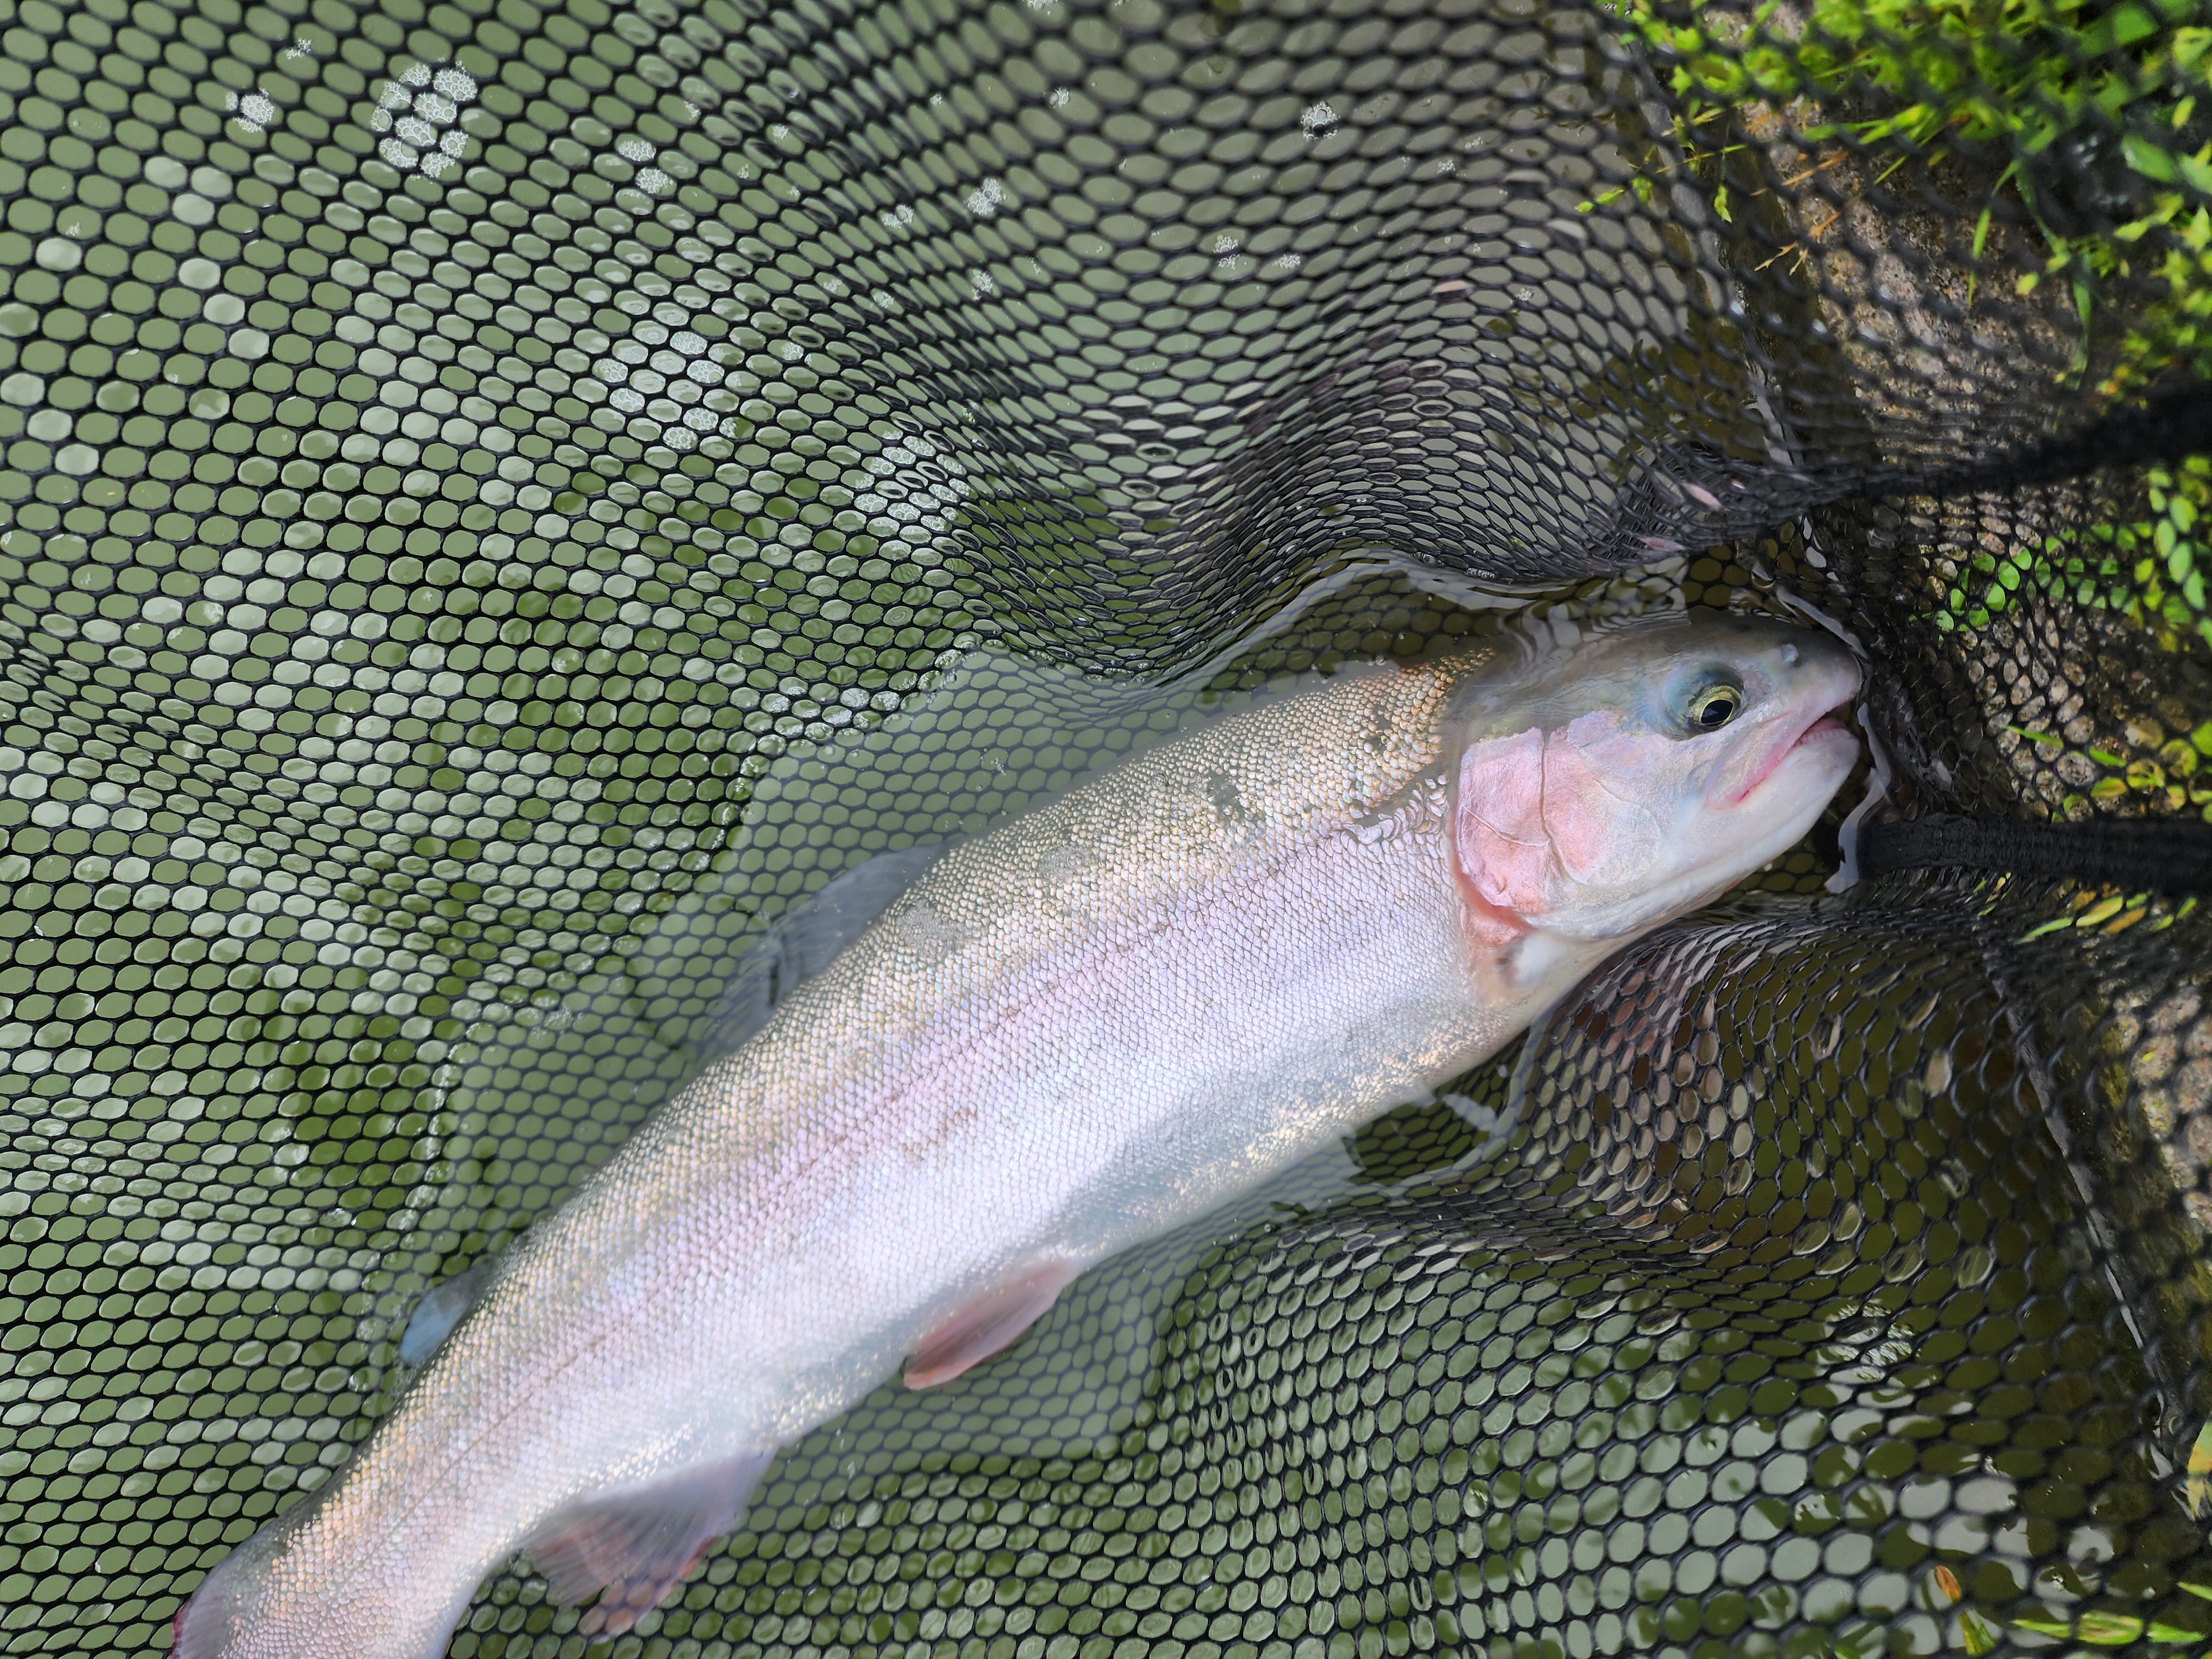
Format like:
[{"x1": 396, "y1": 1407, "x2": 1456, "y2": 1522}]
[{"x1": 178, "y1": 613, "x2": 1861, "y2": 1659}]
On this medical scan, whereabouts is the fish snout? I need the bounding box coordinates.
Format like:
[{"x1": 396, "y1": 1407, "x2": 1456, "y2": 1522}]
[{"x1": 1729, "y1": 660, "x2": 1863, "y2": 813}]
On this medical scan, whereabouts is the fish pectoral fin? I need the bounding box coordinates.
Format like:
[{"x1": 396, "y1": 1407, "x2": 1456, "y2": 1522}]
[
  {"x1": 904, "y1": 1261, "x2": 1078, "y2": 1390},
  {"x1": 522, "y1": 1451, "x2": 773, "y2": 1637}
]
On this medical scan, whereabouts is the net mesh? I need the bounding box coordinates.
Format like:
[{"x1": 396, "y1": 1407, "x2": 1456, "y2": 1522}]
[{"x1": 0, "y1": 0, "x2": 2209, "y2": 1653}]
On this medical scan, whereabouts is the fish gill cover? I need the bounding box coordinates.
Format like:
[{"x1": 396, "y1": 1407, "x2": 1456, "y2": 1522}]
[{"x1": 0, "y1": 0, "x2": 2207, "y2": 1653}]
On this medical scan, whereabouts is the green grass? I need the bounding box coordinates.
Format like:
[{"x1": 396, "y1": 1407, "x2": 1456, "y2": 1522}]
[
  {"x1": 1605, "y1": 0, "x2": 2212, "y2": 401},
  {"x1": 1928, "y1": 453, "x2": 2209, "y2": 649},
  {"x1": 1598, "y1": 0, "x2": 2212, "y2": 702}
]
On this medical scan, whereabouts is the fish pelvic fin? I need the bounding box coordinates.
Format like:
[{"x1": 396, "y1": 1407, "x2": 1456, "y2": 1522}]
[
  {"x1": 904, "y1": 1261, "x2": 1077, "y2": 1389},
  {"x1": 522, "y1": 1452, "x2": 774, "y2": 1637}
]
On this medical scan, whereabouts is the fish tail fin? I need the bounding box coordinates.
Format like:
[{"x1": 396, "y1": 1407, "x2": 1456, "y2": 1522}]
[
  {"x1": 171, "y1": 1484, "x2": 480, "y2": 1659},
  {"x1": 522, "y1": 1451, "x2": 774, "y2": 1636},
  {"x1": 171, "y1": 1491, "x2": 304, "y2": 1659}
]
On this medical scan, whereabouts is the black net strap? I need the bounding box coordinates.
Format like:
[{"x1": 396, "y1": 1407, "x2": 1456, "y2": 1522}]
[{"x1": 1861, "y1": 814, "x2": 2212, "y2": 895}]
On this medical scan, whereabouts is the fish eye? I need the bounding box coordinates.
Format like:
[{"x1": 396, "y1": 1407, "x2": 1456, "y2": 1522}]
[{"x1": 1684, "y1": 680, "x2": 1744, "y2": 733}]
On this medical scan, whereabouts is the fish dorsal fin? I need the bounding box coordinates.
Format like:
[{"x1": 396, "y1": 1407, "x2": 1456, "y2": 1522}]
[
  {"x1": 397, "y1": 1259, "x2": 492, "y2": 1368},
  {"x1": 697, "y1": 840, "x2": 953, "y2": 1060},
  {"x1": 522, "y1": 1451, "x2": 774, "y2": 1636},
  {"x1": 904, "y1": 1261, "x2": 1078, "y2": 1389}
]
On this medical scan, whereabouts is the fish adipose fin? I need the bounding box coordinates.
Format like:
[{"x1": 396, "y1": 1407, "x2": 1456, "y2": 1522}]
[
  {"x1": 523, "y1": 1452, "x2": 773, "y2": 1636},
  {"x1": 904, "y1": 1261, "x2": 1077, "y2": 1389}
]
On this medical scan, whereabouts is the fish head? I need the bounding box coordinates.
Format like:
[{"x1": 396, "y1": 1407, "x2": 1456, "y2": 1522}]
[{"x1": 1449, "y1": 609, "x2": 1862, "y2": 947}]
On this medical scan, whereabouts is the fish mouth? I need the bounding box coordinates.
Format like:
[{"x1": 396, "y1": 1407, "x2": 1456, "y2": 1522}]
[{"x1": 1731, "y1": 691, "x2": 1860, "y2": 807}]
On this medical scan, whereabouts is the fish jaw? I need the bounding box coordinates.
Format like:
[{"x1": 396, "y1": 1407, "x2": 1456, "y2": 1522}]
[{"x1": 1720, "y1": 648, "x2": 1863, "y2": 810}]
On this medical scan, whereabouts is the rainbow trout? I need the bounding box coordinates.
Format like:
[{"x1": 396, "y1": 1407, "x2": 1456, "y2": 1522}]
[{"x1": 177, "y1": 611, "x2": 1860, "y2": 1659}]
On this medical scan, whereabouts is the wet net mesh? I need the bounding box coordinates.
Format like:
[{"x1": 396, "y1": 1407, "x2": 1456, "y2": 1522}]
[{"x1": 1, "y1": 0, "x2": 2211, "y2": 1653}]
